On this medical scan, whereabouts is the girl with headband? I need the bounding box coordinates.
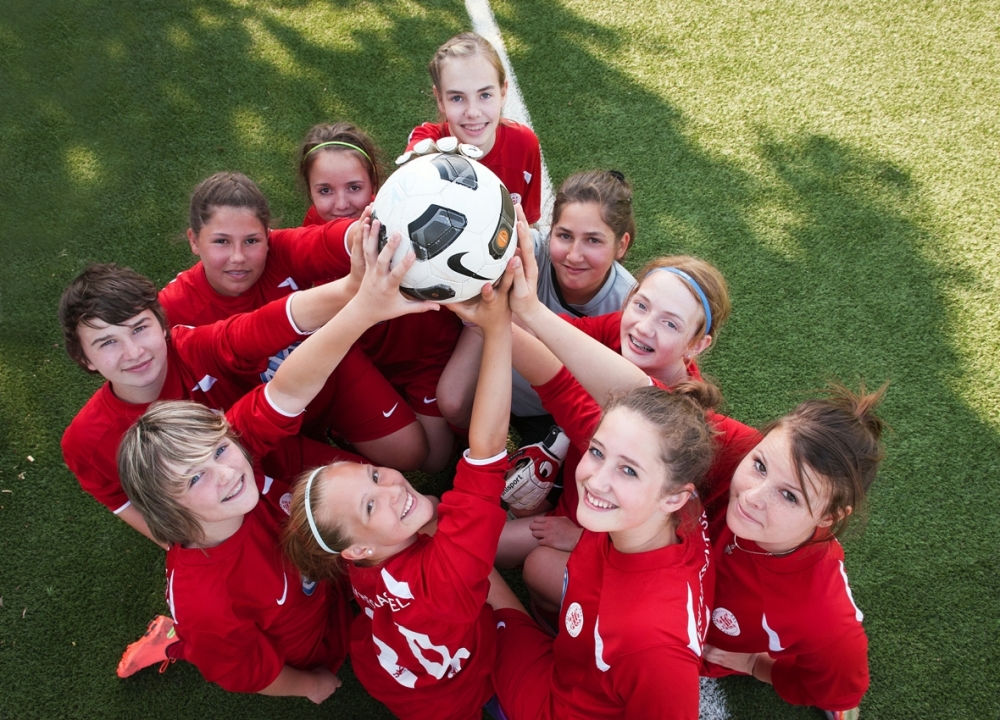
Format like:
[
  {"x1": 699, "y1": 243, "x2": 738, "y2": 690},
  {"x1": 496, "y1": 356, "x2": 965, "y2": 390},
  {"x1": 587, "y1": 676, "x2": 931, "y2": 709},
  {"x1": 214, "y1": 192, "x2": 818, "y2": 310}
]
[
  {"x1": 117, "y1": 221, "x2": 439, "y2": 701},
  {"x1": 296, "y1": 123, "x2": 463, "y2": 473},
  {"x1": 496, "y1": 213, "x2": 758, "y2": 616},
  {"x1": 282, "y1": 222, "x2": 518, "y2": 720},
  {"x1": 159, "y1": 170, "x2": 437, "y2": 472}
]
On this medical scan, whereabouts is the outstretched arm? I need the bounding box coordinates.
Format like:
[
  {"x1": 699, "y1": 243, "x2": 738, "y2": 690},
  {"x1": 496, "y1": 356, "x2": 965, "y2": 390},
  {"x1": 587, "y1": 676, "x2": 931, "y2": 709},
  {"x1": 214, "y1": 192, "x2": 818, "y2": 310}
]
[
  {"x1": 268, "y1": 219, "x2": 438, "y2": 416},
  {"x1": 451, "y1": 263, "x2": 514, "y2": 460},
  {"x1": 508, "y1": 207, "x2": 648, "y2": 406}
]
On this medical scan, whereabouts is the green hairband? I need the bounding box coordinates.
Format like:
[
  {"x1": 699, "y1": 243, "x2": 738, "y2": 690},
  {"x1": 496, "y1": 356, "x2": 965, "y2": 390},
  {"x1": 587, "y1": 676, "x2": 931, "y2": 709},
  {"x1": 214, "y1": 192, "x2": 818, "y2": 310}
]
[{"x1": 306, "y1": 141, "x2": 372, "y2": 162}]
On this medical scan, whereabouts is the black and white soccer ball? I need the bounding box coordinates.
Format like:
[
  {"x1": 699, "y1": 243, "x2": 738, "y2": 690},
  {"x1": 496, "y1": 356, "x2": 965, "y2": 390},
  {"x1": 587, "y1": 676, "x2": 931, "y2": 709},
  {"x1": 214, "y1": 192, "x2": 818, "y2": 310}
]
[{"x1": 372, "y1": 151, "x2": 516, "y2": 303}]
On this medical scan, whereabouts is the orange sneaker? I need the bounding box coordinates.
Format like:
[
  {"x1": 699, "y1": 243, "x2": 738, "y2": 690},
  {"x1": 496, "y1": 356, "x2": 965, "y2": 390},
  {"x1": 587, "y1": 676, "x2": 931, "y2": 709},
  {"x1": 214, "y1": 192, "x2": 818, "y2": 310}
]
[
  {"x1": 825, "y1": 710, "x2": 860, "y2": 720},
  {"x1": 116, "y1": 615, "x2": 178, "y2": 678}
]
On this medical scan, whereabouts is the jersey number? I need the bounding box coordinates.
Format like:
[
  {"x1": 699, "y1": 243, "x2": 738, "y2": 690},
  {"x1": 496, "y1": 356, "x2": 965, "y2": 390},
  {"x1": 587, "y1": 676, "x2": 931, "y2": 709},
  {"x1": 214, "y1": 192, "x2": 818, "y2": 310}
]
[{"x1": 369, "y1": 614, "x2": 471, "y2": 688}]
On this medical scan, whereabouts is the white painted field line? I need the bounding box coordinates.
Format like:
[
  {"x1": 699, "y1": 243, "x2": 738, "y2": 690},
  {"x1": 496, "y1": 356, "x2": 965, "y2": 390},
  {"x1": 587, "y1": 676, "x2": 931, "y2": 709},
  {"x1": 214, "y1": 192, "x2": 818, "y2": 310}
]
[
  {"x1": 465, "y1": 0, "x2": 555, "y2": 230},
  {"x1": 464, "y1": 9, "x2": 733, "y2": 720}
]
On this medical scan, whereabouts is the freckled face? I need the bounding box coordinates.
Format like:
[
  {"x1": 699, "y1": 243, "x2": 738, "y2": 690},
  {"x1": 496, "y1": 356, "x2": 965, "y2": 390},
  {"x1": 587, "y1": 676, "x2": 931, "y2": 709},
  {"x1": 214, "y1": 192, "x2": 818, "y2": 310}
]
[
  {"x1": 308, "y1": 150, "x2": 374, "y2": 222},
  {"x1": 187, "y1": 206, "x2": 269, "y2": 297},
  {"x1": 619, "y1": 270, "x2": 710, "y2": 386},
  {"x1": 316, "y1": 464, "x2": 436, "y2": 560},
  {"x1": 727, "y1": 425, "x2": 834, "y2": 553},
  {"x1": 434, "y1": 54, "x2": 507, "y2": 155}
]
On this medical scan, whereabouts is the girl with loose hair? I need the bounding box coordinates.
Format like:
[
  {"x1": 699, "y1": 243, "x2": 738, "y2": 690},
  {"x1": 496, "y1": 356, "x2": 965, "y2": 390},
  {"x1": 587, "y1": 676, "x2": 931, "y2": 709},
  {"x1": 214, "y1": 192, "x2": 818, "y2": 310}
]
[
  {"x1": 702, "y1": 382, "x2": 887, "y2": 719},
  {"x1": 407, "y1": 32, "x2": 542, "y2": 223},
  {"x1": 282, "y1": 242, "x2": 517, "y2": 720},
  {"x1": 159, "y1": 171, "x2": 438, "y2": 471},
  {"x1": 117, "y1": 222, "x2": 439, "y2": 701}
]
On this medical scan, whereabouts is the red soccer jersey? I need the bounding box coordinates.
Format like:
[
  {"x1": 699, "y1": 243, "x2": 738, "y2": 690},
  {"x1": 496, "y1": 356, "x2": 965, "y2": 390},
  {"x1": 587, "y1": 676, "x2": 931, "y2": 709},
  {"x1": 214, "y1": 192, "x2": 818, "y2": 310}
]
[
  {"x1": 165, "y1": 386, "x2": 352, "y2": 693},
  {"x1": 407, "y1": 119, "x2": 542, "y2": 224},
  {"x1": 703, "y1": 528, "x2": 869, "y2": 711},
  {"x1": 533, "y1": 366, "x2": 758, "y2": 531},
  {"x1": 493, "y1": 521, "x2": 712, "y2": 720},
  {"x1": 158, "y1": 219, "x2": 355, "y2": 326},
  {"x1": 347, "y1": 451, "x2": 508, "y2": 720},
  {"x1": 61, "y1": 298, "x2": 308, "y2": 513}
]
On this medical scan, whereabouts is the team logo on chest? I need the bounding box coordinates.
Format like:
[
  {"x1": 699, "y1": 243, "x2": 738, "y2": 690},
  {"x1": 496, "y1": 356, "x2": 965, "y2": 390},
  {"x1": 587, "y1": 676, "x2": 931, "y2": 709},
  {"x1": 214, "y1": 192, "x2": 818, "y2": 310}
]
[
  {"x1": 565, "y1": 602, "x2": 584, "y2": 637},
  {"x1": 712, "y1": 607, "x2": 741, "y2": 636}
]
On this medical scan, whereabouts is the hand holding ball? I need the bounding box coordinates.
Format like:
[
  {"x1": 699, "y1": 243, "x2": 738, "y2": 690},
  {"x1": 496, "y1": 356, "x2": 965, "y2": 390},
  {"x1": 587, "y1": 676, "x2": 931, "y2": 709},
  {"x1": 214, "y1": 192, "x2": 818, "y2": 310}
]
[{"x1": 372, "y1": 141, "x2": 516, "y2": 303}]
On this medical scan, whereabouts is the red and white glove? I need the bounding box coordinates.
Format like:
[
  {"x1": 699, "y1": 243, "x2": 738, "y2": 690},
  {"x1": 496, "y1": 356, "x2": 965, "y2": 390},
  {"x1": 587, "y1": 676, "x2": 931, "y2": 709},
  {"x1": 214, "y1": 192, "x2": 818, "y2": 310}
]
[{"x1": 502, "y1": 426, "x2": 571, "y2": 511}]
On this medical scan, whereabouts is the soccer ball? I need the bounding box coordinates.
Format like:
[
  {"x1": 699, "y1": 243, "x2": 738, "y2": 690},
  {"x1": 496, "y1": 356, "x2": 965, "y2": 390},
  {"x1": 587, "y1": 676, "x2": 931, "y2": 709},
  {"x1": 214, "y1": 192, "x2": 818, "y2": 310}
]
[{"x1": 371, "y1": 151, "x2": 516, "y2": 303}]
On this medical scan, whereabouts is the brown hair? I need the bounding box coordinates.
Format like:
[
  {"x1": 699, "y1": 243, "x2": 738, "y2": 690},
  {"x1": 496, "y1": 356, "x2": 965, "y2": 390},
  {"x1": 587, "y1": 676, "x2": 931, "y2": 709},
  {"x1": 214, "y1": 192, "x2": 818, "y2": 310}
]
[
  {"x1": 429, "y1": 32, "x2": 506, "y2": 120},
  {"x1": 765, "y1": 381, "x2": 888, "y2": 538},
  {"x1": 627, "y1": 255, "x2": 731, "y2": 340},
  {"x1": 58, "y1": 263, "x2": 168, "y2": 372},
  {"x1": 118, "y1": 401, "x2": 250, "y2": 547},
  {"x1": 298, "y1": 122, "x2": 384, "y2": 197},
  {"x1": 603, "y1": 381, "x2": 720, "y2": 501},
  {"x1": 282, "y1": 465, "x2": 352, "y2": 581},
  {"x1": 188, "y1": 171, "x2": 271, "y2": 236},
  {"x1": 551, "y1": 170, "x2": 637, "y2": 260}
]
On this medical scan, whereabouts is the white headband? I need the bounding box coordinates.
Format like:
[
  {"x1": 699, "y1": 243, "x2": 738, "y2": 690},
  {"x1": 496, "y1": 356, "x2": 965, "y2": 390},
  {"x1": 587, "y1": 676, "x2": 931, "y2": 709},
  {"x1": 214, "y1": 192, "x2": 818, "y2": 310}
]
[{"x1": 304, "y1": 467, "x2": 339, "y2": 555}]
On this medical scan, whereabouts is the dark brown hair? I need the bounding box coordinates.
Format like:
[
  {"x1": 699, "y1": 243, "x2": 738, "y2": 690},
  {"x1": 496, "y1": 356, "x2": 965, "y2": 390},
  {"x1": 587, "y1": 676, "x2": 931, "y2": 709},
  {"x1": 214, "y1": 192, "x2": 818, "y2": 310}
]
[
  {"x1": 298, "y1": 122, "x2": 384, "y2": 198},
  {"x1": 628, "y1": 255, "x2": 731, "y2": 339},
  {"x1": 765, "y1": 381, "x2": 888, "y2": 538},
  {"x1": 552, "y1": 170, "x2": 636, "y2": 259},
  {"x1": 58, "y1": 263, "x2": 168, "y2": 372},
  {"x1": 188, "y1": 171, "x2": 271, "y2": 235}
]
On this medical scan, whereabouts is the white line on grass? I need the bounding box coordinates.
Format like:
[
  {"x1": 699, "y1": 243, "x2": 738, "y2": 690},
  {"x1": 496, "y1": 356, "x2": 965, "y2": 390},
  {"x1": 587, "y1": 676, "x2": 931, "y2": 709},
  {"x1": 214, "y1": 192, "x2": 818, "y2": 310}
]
[{"x1": 465, "y1": 0, "x2": 555, "y2": 227}]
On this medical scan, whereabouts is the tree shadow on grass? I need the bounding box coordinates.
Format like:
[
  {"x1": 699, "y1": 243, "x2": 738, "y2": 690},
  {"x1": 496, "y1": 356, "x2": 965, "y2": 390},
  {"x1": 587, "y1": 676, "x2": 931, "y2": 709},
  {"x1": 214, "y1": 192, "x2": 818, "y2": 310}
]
[{"x1": 493, "y1": 2, "x2": 999, "y2": 717}]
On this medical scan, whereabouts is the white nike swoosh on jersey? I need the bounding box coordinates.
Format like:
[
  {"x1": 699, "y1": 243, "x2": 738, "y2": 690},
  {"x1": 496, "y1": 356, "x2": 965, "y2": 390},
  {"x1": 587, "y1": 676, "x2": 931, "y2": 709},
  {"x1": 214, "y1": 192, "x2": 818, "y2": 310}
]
[
  {"x1": 383, "y1": 403, "x2": 399, "y2": 417},
  {"x1": 276, "y1": 573, "x2": 288, "y2": 605},
  {"x1": 423, "y1": 397, "x2": 437, "y2": 404}
]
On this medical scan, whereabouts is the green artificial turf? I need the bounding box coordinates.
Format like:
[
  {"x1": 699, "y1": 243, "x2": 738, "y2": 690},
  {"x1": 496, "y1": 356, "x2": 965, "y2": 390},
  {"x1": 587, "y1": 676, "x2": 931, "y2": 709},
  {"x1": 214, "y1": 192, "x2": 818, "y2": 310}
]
[{"x1": 2, "y1": 0, "x2": 998, "y2": 717}]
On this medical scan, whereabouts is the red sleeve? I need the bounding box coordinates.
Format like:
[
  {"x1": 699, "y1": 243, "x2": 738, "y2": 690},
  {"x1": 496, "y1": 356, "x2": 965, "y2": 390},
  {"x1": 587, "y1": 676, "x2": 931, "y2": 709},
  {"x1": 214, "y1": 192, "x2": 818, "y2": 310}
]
[
  {"x1": 182, "y1": 296, "x2": 305, "y2": 376},
  {"x1": 771, "y1": 628, "x2": 869, "y2": 710},
  {"x1": 566, "y1": 311, "x2": 622, "y2": 350},
  {"x1": 225, "y1": 385, "x2": 304, "y2": 461},
  {"x1": 172, "y1": 581, "x2": 285, "y2": 693},
  {"x1": 61, "y1": 411, "x2": 131, "y2": 513},
  {"x1": 614, "y1": 647, "x2": 701, "y2": 720},
  {"x1": 520, "y1": 128, "x2": 542, "y2": 225},
  {"x1": 267, "y1": 218, "x2": 355, "y2": 282},
  {"x1": 416, "y1": 454, "x2": 507, "y2": 622},
  {"x1": 533, "y1": 366, "x2": 602, "y2": 452},
  {"x1": 406, "y1": 122, "x2": 445, "y2": 151}
]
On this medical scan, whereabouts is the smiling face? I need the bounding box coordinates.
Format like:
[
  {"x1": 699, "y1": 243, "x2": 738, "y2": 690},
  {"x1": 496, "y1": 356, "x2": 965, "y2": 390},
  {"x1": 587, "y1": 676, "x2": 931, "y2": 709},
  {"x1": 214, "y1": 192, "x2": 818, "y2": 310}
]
[
  {"x1": 549, "y1": 201, "x2": 630, "y2": 306},
  {"x1": 727, "y1": 425, "x2": 835, "y2": 553},
  {"x1": 434, "y1": 54, "x2": 507, "y2": 154},
  {"x1": 308, "y1": 150, "x2": 374, "y2": 222},
  {"x1": 187, "y1": 205, "x2": 269, "y2": 297},
  {"x1": 77, "y1": 310, "x2": 169, "y2": 404},
  {"x1": 173, "y1": 439, "x2": 258, "y2": 546},
  {"x1": 619, "y1": 270, "x2": 711, "y2": 386},
  {"x1": 575, "y1": 407, "x2": 693, "y2": 552},
  {"x1": 316, "y1": 464, "x2": 436, "y2": 562}
]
